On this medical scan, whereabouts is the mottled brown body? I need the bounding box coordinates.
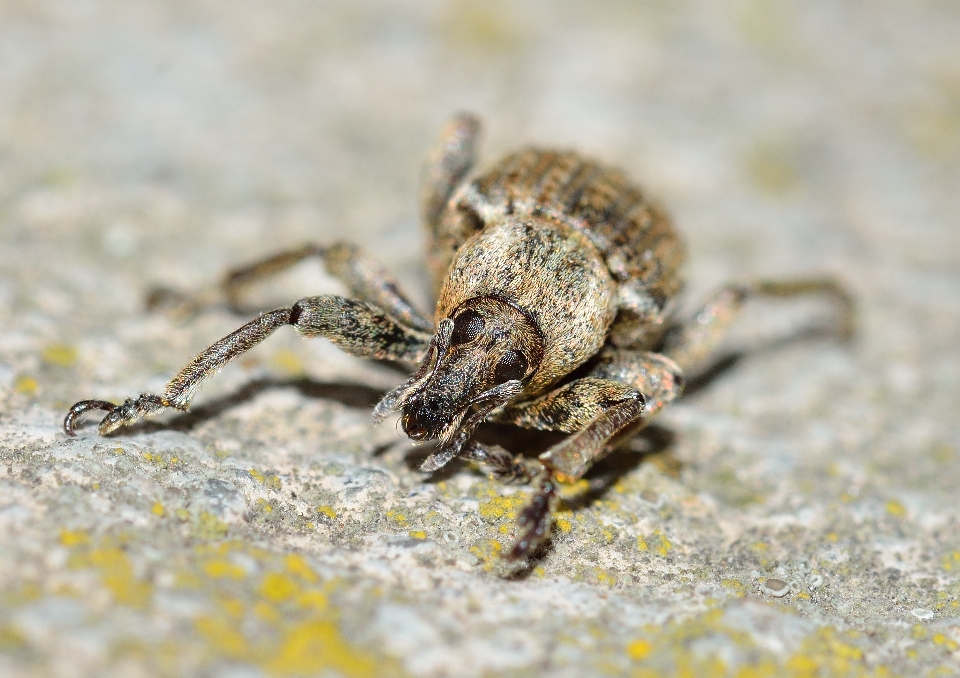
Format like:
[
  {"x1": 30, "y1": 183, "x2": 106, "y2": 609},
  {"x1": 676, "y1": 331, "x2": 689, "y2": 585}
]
[
  {"x1": 429, "y1": 149, "x2": 685, "y2": 350},
  {"x1": 63, "y1": 114, "x2": 853, "y2": 562},
  {"x1": 437, "y1": 219, "x2": 615, "y2": 393}
]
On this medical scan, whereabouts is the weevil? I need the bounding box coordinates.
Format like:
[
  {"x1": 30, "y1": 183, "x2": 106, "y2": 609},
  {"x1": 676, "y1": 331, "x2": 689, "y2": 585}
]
[{"x1": 64, "y1": 114, "x2": 853, "y2": 560}]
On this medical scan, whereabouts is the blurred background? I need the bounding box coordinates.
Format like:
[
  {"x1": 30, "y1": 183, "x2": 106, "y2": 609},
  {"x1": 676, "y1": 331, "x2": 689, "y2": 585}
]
[
  {"x1": 1, "y1": 1, "x2": 960, "y2": 677},
  {"x1": 3, "y1": 0, "x2": 958, "y2": 301}
]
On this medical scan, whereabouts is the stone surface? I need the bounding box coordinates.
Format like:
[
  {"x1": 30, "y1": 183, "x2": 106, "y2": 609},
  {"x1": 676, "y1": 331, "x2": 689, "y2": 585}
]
[{"x1": 1, "y1": 1, "x2": 960, "y2": 676}]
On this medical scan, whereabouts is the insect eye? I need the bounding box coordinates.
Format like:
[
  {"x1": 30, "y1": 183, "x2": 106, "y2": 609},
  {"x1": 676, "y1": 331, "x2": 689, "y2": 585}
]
[
  {"x1": 450, "y1": 309, "x2": 485, "y2": 345},
  {"x1": 494, "y1": 350, "x2": 529, "y2": 383}
]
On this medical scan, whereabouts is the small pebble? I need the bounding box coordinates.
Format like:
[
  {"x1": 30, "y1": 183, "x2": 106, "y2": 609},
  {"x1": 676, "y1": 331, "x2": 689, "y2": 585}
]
[
  {"x1": 911, "y1": 608, "x2": 935, "y2": 620},
  {"x1": 807, "y1": 574, "x2": 824, "y2": 590},
  {"x1": 762, "y1": 578, "x2": 790, "y2": 597}
]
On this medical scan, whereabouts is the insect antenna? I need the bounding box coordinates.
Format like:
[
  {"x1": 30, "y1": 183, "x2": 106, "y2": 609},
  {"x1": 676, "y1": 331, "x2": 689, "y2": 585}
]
[{"x1": 372, "y1": 319, "x2": 453, "y2": 425}]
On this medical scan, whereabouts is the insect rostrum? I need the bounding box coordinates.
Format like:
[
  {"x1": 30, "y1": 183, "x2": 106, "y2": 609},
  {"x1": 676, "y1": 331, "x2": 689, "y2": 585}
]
[{"x1": 64, "y1": 114, "x2": 852, "y2": 560}]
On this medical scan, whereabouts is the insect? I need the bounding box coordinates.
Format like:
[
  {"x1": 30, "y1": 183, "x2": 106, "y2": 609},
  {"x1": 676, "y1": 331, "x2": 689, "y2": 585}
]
[{"x1": 64, "y1": 114, "x2": 852, "y2": 560}]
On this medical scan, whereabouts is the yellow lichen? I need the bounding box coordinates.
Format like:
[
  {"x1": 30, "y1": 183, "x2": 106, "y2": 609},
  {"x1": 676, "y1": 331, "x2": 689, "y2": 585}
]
[
  {"x1": 285, "y1": 554, "x2": 318, "y2": 583},
  {"x1": 194, "y1": 512, "x2": 229, "y2": 539},
  {"x1": 409, "y1": 530, "x2": 427, "y2": 540},
  {"x1": 60, "y1": 529, "x2": 91, "y2": 547},
  {"x1": 6, "y1": 583, "x2": 43, "y2": 606},
  {"x1": 218, "y1": 596, "x2": 245, "y2": 618},
  {"x1": 151, "y1": 502, "x2": 165, "y2": 517},
  {"x1": 13, "y1": 375, "x2": 37, "y2": 395},
  {"x1": 442, "y1": 0, "x2": 521, "y2": 53},
  {"x1": 469, "y1": 539, "x2": 502, "y2": 571},
  {"x1": 203, "y1": 559, "x2": 246, "y2": 580},
  {"x1": 386, "y1": 510, "x2": 408, "y2": 526},
  {"x1": 931, "y1": 633, "x2": 959, "y2": 651},
  {"x1": 317, "y1": 505, "x2": 337, "y2": 520},
  {"x1": 83, "y1": 546, "x2": 153, "y2": 608},
  {"x1": 248, "y1": 469, "x2": 281, "y2": 489},
  {"x1": 0, "y1": 625, "x2": 27, "y2": 650},
  {"x1": 886, "y1": 500, "x2": 907, "y2": 518},
  {"x1": 721, "y1": 579, "x2": 746, "y2": 597},
  {"x1": 42, "y1": 343, "x2": 78, "y2": 367},
  {"x1": 261, "y1": 572, "x2": 299, "y2": 603},
  {"x1": 269, "y1": 349, "x2": 304, "y2": 376},
  {"x1": 627, "y1": 638, "x2": 652, "y2": 660},
  {"x1": 477, "y1": 494, "x2": 524, "y2": 522},
  {"x1": 189, "y1": 548, "x2": 385, "y2": 678},
  {"x1": 264, "y1": 620, "x2": 378, "y2": 678},
  {"x1": 254, "y1": 601, "x2": 282, "y2": 625},
  {"x1": 609, "y1": 599, "x2": 898, "y2": 678},
  {"x1": 195, "y1": 616, "x2": 249, "y2": 659},
  {"x1": 557, "y1": 478, "x2": 591, "y2": 498},
  {"x1": 297, "y1": 591, "x2": 329, "y2": 612},
  {"x1": 595, "y1": 569, "x2": 618, "y2": 587},
  {"x1": 650, "y1": 529, "x2": 672, "y2": 556}
]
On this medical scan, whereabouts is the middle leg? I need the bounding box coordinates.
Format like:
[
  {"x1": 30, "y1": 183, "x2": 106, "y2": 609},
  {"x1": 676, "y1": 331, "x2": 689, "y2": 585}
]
[{"x1": 149, "y1": 241, "x2": 433, "y2": 333}]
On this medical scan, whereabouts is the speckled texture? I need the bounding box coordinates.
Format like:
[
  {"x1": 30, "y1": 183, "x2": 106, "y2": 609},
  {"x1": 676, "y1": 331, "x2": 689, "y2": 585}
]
[{"x1": 2, "y1": 1, "x2": 960, "y2": 676}]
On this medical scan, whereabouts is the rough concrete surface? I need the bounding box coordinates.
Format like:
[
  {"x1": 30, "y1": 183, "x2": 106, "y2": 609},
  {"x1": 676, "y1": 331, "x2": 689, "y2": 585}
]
[{"x1": 1, "y1": 1, "x2": 960, "y2": 676}]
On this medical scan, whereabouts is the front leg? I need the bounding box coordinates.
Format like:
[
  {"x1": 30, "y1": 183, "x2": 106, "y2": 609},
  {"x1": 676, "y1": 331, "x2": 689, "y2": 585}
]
[
  {"x1": 501, "y1": 378, "x2": 647, "y2": 482},
  {"x1": 64, "y1": 296, "x2": 432, "y2": 436},
  {"x1": 490, "y1": 350, "x2": 684, "y2": 559}
]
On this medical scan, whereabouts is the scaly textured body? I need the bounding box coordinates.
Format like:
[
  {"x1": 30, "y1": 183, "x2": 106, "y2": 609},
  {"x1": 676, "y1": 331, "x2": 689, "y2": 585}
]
[{"x1": 429, "y1": 149, "x2": 685, "y2": 351}]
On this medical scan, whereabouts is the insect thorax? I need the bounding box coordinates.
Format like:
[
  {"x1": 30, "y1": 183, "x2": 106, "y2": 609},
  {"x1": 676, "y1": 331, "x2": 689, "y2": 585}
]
[{"x1": 436, "y1": 218, "x2": 616, "y2": 392}]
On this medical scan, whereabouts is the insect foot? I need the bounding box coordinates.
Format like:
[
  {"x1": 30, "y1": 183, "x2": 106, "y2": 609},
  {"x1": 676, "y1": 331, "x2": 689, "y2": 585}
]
[
  {"x1": 63, "y1": 113, "x2": 853, "y2": 563},
  {"x1": 505, "y1": 473, "x2": 559, "y2": 561}
]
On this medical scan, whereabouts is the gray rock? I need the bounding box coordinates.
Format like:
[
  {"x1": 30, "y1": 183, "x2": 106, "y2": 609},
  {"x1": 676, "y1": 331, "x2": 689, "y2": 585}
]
[{"x1": 1, "y1": 1, "x2": 959, "y2": 676}]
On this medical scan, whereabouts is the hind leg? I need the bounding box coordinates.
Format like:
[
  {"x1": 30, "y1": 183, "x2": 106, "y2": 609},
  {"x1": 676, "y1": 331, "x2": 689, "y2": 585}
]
[
  {"x1": 420, "y1": 113, "x2": 481, "y2": 233},
  {"x1": 662, "y1": 278, "x2": 854, "y2": 372},
  {"x1": 419, "y1": 114, "x2": 483, "y2": 291}
]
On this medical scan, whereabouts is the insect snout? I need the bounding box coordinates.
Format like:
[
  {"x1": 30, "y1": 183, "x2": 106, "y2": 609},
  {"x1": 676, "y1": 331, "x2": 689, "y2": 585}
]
[{"x1": 400, "y1": 393, "x2": 455, "y2": 441}]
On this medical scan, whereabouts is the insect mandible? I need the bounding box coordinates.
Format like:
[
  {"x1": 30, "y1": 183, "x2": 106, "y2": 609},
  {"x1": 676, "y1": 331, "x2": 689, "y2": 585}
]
[{"x1": 64, "y1": 114, "x2": 853, "y2": 560}]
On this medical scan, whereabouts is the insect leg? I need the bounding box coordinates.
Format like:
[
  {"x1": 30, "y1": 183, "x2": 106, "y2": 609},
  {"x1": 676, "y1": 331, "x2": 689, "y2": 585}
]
[
  {"x1": 65, "y1": 296, "x2": 432, "y2": 436},
  {"x1": 489, "y1": 380, "x2": 643, "y2": 560},
  {"x1": 149, "y1": 242, "x2": 432, "y2": 332},
  {"x1": 461, "y1": 440, "x2": 541, "y2": 482},
  {"x1": 661, "y1": 278, "x2": 854, "y2": 373},
  {"x1": 493, "y1": 351, "x2": 684, "y2": 559},
  {"x1": 420, "y1": 113, "x2": 481, "y2": 232}
]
